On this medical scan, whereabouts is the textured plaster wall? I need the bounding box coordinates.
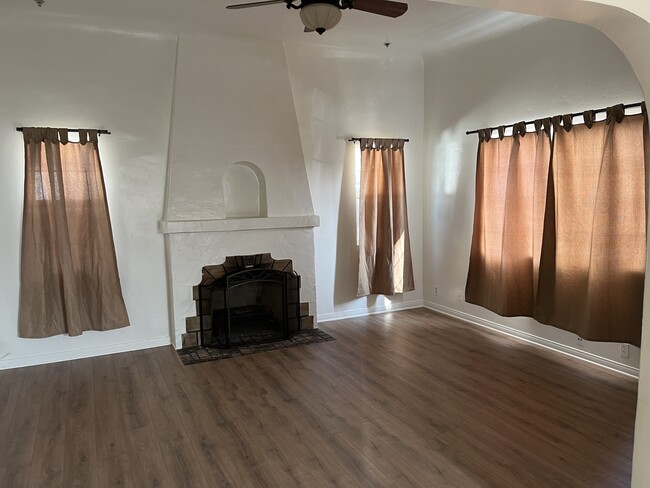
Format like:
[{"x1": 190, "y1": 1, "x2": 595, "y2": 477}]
[{"x1": 0, "y1": 19, "x2": 176, "y2": 368}]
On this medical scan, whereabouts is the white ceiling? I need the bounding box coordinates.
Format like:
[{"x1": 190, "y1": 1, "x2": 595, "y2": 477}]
[{"x1": 1, "y1": 0, "x2": 542, "y2": 53}]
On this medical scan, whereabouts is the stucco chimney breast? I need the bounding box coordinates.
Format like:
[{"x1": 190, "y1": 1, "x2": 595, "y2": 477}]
[{"x1": 161, "y1": 32, "x2": 318, "y2": 347}]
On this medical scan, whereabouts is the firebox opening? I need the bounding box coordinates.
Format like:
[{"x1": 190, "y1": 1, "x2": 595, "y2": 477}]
[{"x1": 195, "y1": 254, "x2": 302, "y2": 349}]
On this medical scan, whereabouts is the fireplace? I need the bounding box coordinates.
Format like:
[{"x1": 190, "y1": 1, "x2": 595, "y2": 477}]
[{"x1": 186, "y1": 254, "x2": 303, "y2": 348}]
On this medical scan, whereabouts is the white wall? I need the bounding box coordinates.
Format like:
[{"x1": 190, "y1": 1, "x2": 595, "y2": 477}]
[
  {"x1": 0, "y1": 19, "x2": 176, "y2": 368},
  {"x1": 285, "y1": 44, "x2": 424, "y2": 321},
  {"x1": 423, "y1": 19, "x2": 643, "y2": 370}
]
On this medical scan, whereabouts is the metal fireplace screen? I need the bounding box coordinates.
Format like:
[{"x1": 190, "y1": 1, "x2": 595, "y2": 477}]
[{"x1": 197, "y1": 254, "x2": 301, "y2": 348}]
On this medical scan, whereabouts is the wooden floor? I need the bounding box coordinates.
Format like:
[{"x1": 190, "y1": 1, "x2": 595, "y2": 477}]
[{"x1": 0, "y1": 308, "x2": 638, "y2": 487}]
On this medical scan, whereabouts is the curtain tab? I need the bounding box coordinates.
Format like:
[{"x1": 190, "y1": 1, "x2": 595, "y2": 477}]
[
  {"x1": 551, "y1": 115, "x2": 562, "y2": 132},
  {"x1": 359, "y1": 138, "x2": 369, "y2": 151},
  {"x1": 41, "y1": 128, "x2": 58, "y2": 143},
  {"x1": 79, "y1": 130, "x2": 88, "y2": 145},
  {"x1": 497, "y1": 126, "x2": 506, "y2": 140},
  {"x1": 583, "y1": 110, "x2": 595, "y2": 129},
  {"x1": 607, "y1": 104, "x2": 626, "y2": 124},
  {"x1": 59, "y1": 129, "x2": 69, "y2": 145},
  {"x1": 562, "y1": 114, "x2": 573, "y2": 132},
  {"x1": 513, "y1": 122, "x2": 527, "y2": 137},
  {"x1": 88, "y1": 129, "x2": 98, "y2": 143},
  {"x1": 642, "y1": 102, "x2": 647, "y2": 117}
]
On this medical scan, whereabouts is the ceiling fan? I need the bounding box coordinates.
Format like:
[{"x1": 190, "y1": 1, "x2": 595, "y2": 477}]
[{"x1": 226, "y1": 0, "x2": 408, "y2": 35}]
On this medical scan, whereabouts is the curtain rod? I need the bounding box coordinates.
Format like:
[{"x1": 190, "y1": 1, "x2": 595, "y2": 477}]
[
  {"x1": 349, "y1": 137, "x2": 409, "y2": 142},
  {"x1": 465, "y1": 101, "x2": 644, "y2": 136},
  {"x1": 16, "y1": 127, "x2": 111, "y2": 135}
]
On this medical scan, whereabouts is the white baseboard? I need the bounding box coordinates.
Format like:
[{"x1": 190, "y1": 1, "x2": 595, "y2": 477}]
[
  {"x1": 318, "y1": 300, "x2": 424, "y2": 323},
  {"x1": 423, "y1": 301, "x2": 639, "y2": 378},
  {"x1": 0, "y1": 336, "x2": 171, "y2": 370}
]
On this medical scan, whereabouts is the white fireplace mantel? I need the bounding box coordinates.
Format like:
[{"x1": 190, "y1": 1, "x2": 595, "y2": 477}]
[
  {"x1": 160, "y1": 214, "x2": 320, "y2": 348},
  {"x1": 159, "y1": 215, "x2": 320, "y2": 234}
]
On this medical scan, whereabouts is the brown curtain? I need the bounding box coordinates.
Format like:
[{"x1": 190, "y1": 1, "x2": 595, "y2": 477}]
[
  {"x1": 19, "y1": 128, "x2": 129, "y2": 338},
  {"x1": 466, "y1": 105, "x2": 647, "y2": 347},
  {"x1": 357, "y1": 138, "x2": 415, "y2": 297},
  {"x1": 465, "y1": 122, "x2": 552, "y2": 316},
  {"x1": 534, "y1": 107, "x2": 647, "y2": 347}
]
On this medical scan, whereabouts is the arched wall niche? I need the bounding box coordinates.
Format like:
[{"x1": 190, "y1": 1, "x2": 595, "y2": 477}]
[
  {"x1": 223, "y1": 161, "x2": 268, "y2": 218},
  {"x1": 435, "y1": 1, "x2": 650, "y2": 486}
]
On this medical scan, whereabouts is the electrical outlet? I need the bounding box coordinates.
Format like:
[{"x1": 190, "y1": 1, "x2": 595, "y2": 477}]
[
  {"x1": 434, "y1": 286, "x2": 439, "y2": 296},
  {"x1": 576, "y1": 337, "x2": 585, "y2": 347},
  {"x1": 621, "y1": 343, "x2": 630, "y2": 358}
]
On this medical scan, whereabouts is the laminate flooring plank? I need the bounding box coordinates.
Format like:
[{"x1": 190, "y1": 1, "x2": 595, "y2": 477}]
[
  {"x1": 339, "y1": 367, "x2": 453, "y2": 435},
  {"x1": 1, "y1": 463, "x2": 30, "y2": 488},
  {"x1": 97, "y1": 453, "x2": 134, "y2": 488},
  {"x1": 2, "y1": 363, "x2": 48, "y2": 476},
  {"x1": 114, "y1": 352, "x2": 148, "y2": 408},
  {"x1": 312, "y1": 401, "x2": 448, "y2": 488},
  {"x1": 441, "y1": 385, "x2": 596, "y2": 481},
  {"x1": 165, "y1": 378, "x2": 267, "y2": 487},
  {"x1": 0, "y1": 365, "x2": 45, "y2": 487},
  {"x1": 262, "y1": 450, "x2": 320, "y2": 488},
  {"x1": 586, "y1": 473, "x2": 631, "y2": 488},
  {"x1": 0, "y1": 367, "x2": 26, "y2": 446},
  {"x1": 133, "y1": 349, "x2": 208, "y2": 488},
  {"x1": 440, "y1": 406, "x2": 589, "y2": 488},
  {"x1": 363, "y1": 415, "x2": 485, "y2": 488},
  {"x1": 152, "y1": 346, "x2": 276, "y2": 487},
  {"x1": 93, "y1": 355, "x2": 129, "y2": 461},
  {"x1": 28, "y1": 361, "x2": 71, "y2": 488},
  {"x1": 439, "y1": 370, "x2": 633, "y2": 484},
  {"x1": 62, "y1": 358, "x2": 98, "y2": 488},
  {"x1": 216, "y1": 360, "x2": 356, "y2": 487},
  {"x1": 126, "y1": 425, "x2": 173, "y2": 488},
  {"x1": 310, "y1": 429, "x2": 398, "y2": 488},
  {"x1": 132, "y1": 350, "x2": 189, "y2": 446}
]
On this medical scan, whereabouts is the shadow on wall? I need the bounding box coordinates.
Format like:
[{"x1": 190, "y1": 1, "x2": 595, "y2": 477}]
[
  {"x1": 334, "y1": 142, "x2": 360, "y2": 305},
  {"x1": 448, "y1": 137, "x2": 476, "y2": 279}
]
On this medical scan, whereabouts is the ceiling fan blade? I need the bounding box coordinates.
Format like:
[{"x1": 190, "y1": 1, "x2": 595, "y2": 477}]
[
  {"x1": 350, "y1": 0, "x2": 407, "y2": 17},
  {"x1": 226, "y1": 0, "x2": 285, "y2": 9}
]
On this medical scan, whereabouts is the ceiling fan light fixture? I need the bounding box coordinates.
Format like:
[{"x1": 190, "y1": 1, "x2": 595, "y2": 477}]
[{"x1": 299, "y1": 2, "x2": 342, "y2": 34}]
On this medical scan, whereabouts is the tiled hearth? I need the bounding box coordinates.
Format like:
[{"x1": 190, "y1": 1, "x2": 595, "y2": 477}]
[
  {"x1": 182, "y1": 295, "x2": 314, "y2": 348},
  {"x1": 181, "y1": 300, "x2": 314, "y2": 349}
]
